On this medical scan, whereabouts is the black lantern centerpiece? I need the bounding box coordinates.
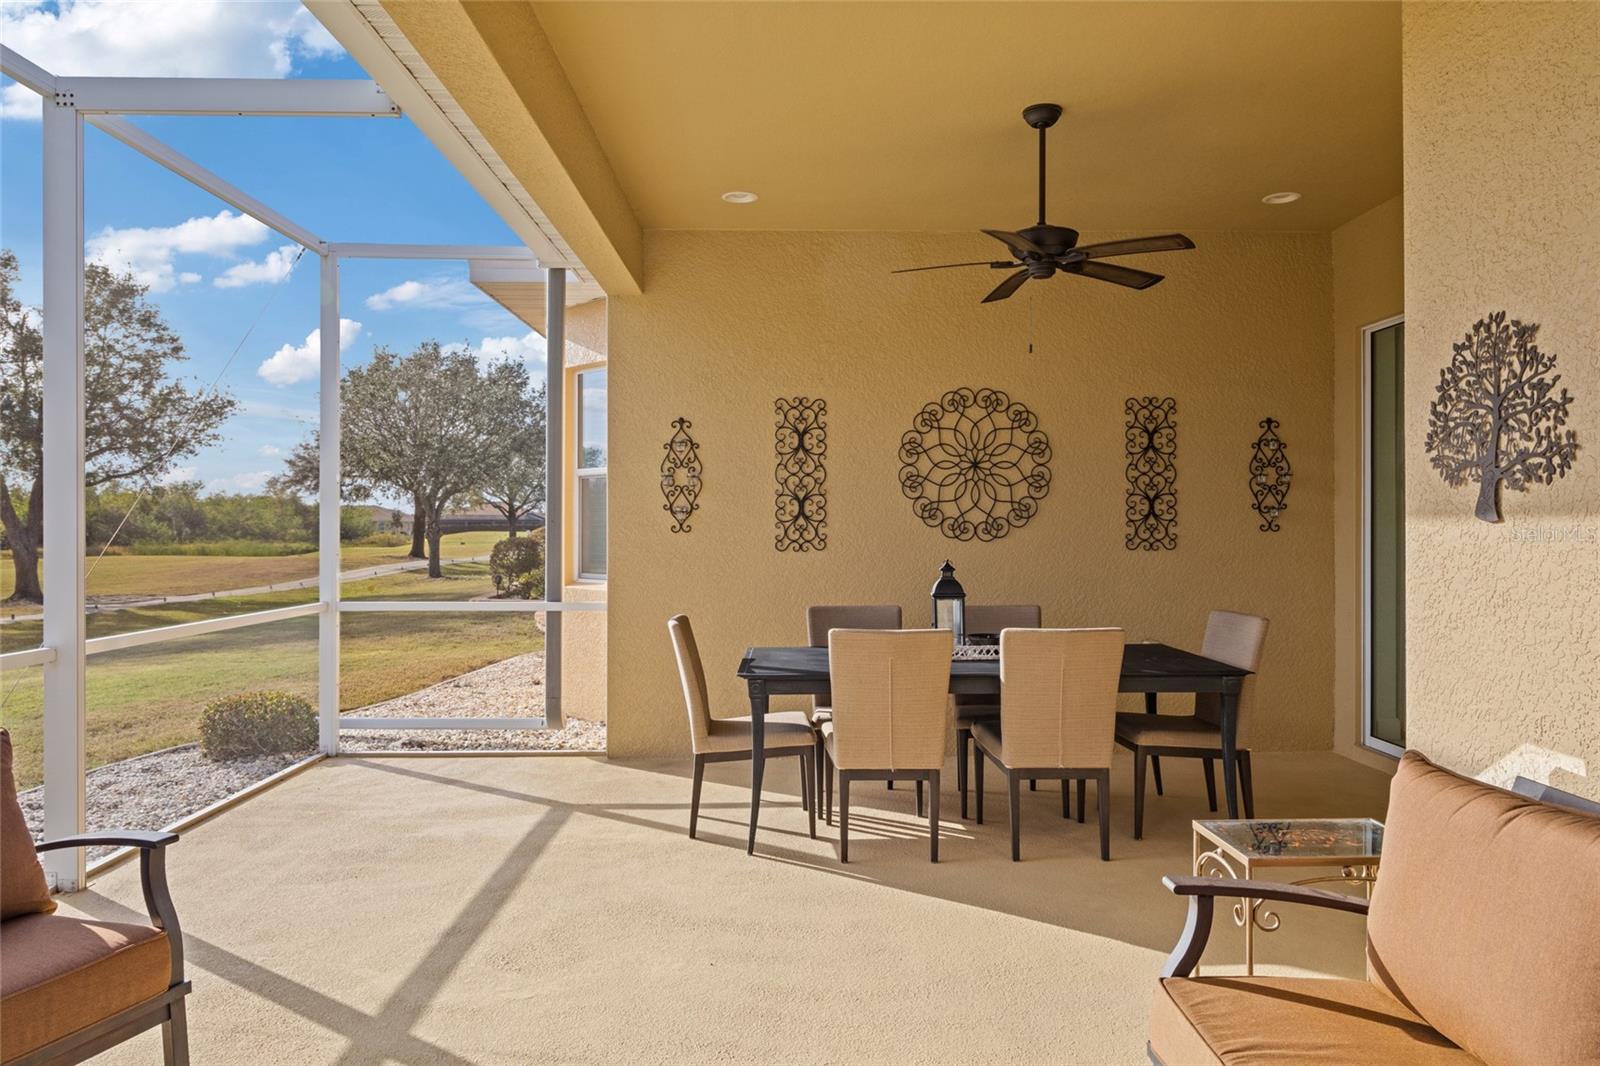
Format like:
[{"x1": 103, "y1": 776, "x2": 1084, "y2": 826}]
[{"x1": 930, "y1": 561, "x2": 966, "y2": 645}]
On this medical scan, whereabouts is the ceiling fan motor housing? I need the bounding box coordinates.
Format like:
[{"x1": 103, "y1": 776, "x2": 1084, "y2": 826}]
[{"x1": 1018, "y1": 224, "x2": 1080, "y2": 257}]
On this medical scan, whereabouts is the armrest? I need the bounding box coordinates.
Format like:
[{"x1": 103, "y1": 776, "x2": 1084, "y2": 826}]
[
  {"x1": 36, "y1": 830, "x2": 186, "y2": 988},
  {"x1": 35, "y1": 831, "x2": 179, "y2": 852},
  {"x1": 1159, "y1": 875, "x2": 1370, "y2": 979}
]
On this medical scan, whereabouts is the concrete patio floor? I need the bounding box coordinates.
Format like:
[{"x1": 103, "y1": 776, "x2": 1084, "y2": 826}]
[{"x1": 64, "y1": 749, "x2": 1392, "y2": 1065}]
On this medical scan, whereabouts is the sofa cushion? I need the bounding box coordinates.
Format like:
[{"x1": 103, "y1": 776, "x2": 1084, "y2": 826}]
[
  {"x1": 1, "y1": 729, "x2": 55, "y2": 920},
  {"x1": 1150, "y1": 976, "x2": 1479, "y2": 1066},
  {"x1": 1367, "y1": 751, "x2": 1600, "y2": 1066},
  {"x1": 0, "y1": 912, "x2": 171, "y2": 1061}
]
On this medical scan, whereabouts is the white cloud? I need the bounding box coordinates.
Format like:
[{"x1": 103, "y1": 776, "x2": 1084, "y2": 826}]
[
  {"x1": 365, "y1": 277, "x2": 488, "y2": 312},
  {"x1": 444, "y1": 331, "x2": 548, "y2": 371},
  {"x1": 206, "y1": 470, "x2": 272, "y2": 494},
  {"x1": 214, "y1": 245, "x2": 300, "y2": 289},
  {"x1": 257, "y1": 444, "x2": 283, "y2": 457},
  {"x1": 1, "y1": 2, "x2": 347, "y2": 122},
  {"x1": 156, "y1": 465, "x2": 197, "y2": 486},
  {"x1": 86, "y1": 210, "x2": 269, "y2": 292},
  {"x1": 0, "y1": 83, "x2": 41, "y2": 121},
  {"x1": 257, "y1": 318, "x2": 362, "y2": 387}
]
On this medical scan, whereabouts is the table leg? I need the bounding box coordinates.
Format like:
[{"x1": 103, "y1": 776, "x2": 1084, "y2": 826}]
[
  {"x1": 1146, "y1": 693, "x2": 1163, "y2": 796},
  {"x1": 1219, "y1": 690, "x2": 1240, "y2": 819},
  {"x1": 747, "y1": 679, "x2": 767, "y2": 855}
]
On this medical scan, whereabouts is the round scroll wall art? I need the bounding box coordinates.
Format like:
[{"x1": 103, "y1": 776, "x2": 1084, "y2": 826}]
[{"x1": 898, "y1": 387, "x2": 1052, "y2": 542}]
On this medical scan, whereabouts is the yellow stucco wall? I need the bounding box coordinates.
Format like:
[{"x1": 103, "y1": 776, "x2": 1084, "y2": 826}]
[
  {"x1": 608, "y1": 229, "x2": 1336, "y2": 757},
  {"x1": 1330, "y1": 196, "x2": 1405, "y2": 775},
  {"x1": 1401, "y1": 3, "x2": 1600, "y2": 797},
  {"x1": 560, "y1": 298, "x2": 608, "y2": 723}
]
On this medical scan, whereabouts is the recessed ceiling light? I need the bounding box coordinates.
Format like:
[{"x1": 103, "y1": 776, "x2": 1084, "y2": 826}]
[
  {"x1": 721, "y1": 190, "x2": 759, "y2": 204},
  {"x1": 1261, "y1": 191, "x2": 1302, "y2": 205}
]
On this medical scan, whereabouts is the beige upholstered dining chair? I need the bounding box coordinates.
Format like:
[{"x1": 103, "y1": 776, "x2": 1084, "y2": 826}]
[
  {"x1": 668, "y1": 615, "x2": 817, "y2": 841},
  {"x1": 971, "y1": 627, "x2": 1125, "y2": 861},
  {"x1": 1114, "y1": 610, "x2": 1269, "y2": 838},
  {"x1": 806, "y1": 605, "x2": 902, "y2": 815},
  {"x1": 954, "y1": 604, "x2": 1041, "y2": 819},
  {"x1": 823, "y1": 628, "x2": 953, "y2": 862}
]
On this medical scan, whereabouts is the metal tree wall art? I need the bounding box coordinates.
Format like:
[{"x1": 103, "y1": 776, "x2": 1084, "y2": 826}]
[
  {"x1": 1248, "y1": 417, "x2": 1292, "y2": 532},
  {"x1": 774, "y1": 397, "x2": 827, "y2": 551},
  {"x1": 1425, "y1": 311, "x2": 1579, "y2": 522},
  {"x1": 898, "y1": 387, "x2": 1052, "y2": 541},
  {"x1": 660, "y1": 417, "x2": 702, "y2": 533},
  {"x1": 1125, "y1": 397, "x2": 1177, "y2": 550}
]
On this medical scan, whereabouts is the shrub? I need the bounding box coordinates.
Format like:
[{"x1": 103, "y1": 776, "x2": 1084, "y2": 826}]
[
  {"x1": 339, "y1": 506, "x2": 375, "y2": 541},
  {"x1": 354, "y1": 531, "x2": 409, "y2": 548},
  {"x1": 489, "y1": 536, "x2": 544, "y2": 599},
  {"x1": 199, "y1": 691, "x2": 317, "y2": 761}
]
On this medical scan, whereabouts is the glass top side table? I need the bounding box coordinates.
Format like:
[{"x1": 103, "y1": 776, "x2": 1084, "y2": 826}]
[{"x1": 1191, "y1": 818, "x2": 1383, "y2": 975}]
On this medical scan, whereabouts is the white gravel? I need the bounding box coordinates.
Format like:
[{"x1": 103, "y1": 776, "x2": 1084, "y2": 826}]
[{"x1": 19, "y1": 650, "x2": 604, "y2": 858}]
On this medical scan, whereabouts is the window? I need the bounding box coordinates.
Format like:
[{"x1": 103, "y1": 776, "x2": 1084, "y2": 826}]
[
  {"x1": 575, "y1": 368, "x2": 607, "y2": 579},
  {"x1": 1364, "y1": 317, "x2": 1405, "y2": 755}
]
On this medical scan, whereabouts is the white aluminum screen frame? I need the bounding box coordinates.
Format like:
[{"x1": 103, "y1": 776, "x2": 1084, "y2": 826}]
[{"x1": 1, "y1": 46, "x2": 599, "y2": 890}]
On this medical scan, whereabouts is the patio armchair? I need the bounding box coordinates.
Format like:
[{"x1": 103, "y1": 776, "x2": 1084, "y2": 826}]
[
  {"x1": 953, "y1": 604, "x2": 1041, "y2": 819},
  {"x1": 824, "y1": 628, "x2": 953, "y2": 862},
  {"x1": 667, "y1": 615, "x2": 817, "y2": 841},
  {"x1": 1116, "y1": 611, "x2": 1268, "y2": 837},
  {"x1": 805, "y1": 604, "x2": 902, "y2": 816},
  {"x1": 1, "y1": 731, "x2": 191, "y2": 1066},
  {"x1": 971, "y1": 628, "x2": 1125, "y2": 861},
  {"x1": 1147, "y1": 751, "x2": 1600, "y2": 1065}
]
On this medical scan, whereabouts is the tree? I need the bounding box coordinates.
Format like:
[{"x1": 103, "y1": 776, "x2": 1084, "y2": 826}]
[
  {"x1": 0, "y1": 250, "x2": 235, "y2": 602},
  {"x1": 477, "y1": 382, "x2": 547, "y2": 537},
  {"x1": 1425, "y1": 311, "x2": 1579, "y2": 523},
  {"x1": 340, "y1": 342, "x2": 528, "y2": 577}
]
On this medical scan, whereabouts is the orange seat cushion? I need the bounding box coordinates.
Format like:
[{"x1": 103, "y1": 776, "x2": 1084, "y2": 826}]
[
  {"x1": 1150, "y1": 976, "x2": 1479, "y2": 1066},
  {"x1": 0, "y1": 912, "x2": 172, "y2": 1061}
]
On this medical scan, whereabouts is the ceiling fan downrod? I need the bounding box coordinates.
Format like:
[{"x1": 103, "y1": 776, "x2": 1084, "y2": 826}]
[{"x1": 1022, "y1": 103, "x2": 1063, "y2": 227}]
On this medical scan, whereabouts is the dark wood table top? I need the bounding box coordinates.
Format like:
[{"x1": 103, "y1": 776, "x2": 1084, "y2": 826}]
[{"x1": 737, "y1": 641, "x2": 1250, "y2": 695}]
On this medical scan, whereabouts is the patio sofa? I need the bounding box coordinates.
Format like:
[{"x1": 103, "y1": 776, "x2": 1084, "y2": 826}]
[
  {"x1": 1148, "y1": 750, "x2": 1600, "y2": 1065},
  {"x1": 1, "y1": 731, "x2": 191, "y2": 1065}
]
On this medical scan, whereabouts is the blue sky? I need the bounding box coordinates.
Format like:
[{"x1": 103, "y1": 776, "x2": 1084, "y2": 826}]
[{"x1": 1, "y1": 1, "x2": 548, "y2": 497}]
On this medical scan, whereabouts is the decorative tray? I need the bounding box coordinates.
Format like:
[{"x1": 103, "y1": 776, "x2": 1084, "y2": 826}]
[{"x1": 952, "y1": 644, "x2": 1000, "y2": 661}]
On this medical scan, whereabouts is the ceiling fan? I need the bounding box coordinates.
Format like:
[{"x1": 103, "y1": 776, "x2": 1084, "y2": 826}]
[{"x1": 894, "y1": 103, "x2": 1195, "y2": 303}]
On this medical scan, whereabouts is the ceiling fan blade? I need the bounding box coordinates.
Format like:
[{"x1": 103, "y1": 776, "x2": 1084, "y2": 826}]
[
  {"x1": 1069, "y1": 261, "x2": 1165, "y2": 289},
  {"x1": 892, "y1": 260, "x2": 1015, "y2": 274},
  {"x1": 981, "y1": 268, "x2": 1031, "y2": 303},
  {"x1": 981, "y1": 229, "x2": 1045, "y2": 258},
  {"x1": 1073, "y1": 234, "x2": 1196, "y2": 260}
]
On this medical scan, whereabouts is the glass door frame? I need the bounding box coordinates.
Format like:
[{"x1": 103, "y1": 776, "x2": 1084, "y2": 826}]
[{"x1": 1361, "y1": 313, "x2": 1407, "y2": 758}]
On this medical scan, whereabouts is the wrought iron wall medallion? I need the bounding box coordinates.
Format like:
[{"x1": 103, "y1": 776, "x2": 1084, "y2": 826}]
[
  {"x1": 1248, "y1": 417, "x2": 1291, "y2": 532},
  {"x1": 898, "y1": 387, "x2": 1052, "y2": 542},
  {"x1": 774, "y1": 397, "x2": 827, "y2": 551},
  {"x1": 1424, "y1": 311, "x2": 1579, "y2": 523},
  {"x1": 660, "y1": 417, "x2": 702, "y2": 533},
  {"x1": 1125, "y1": 397, "x2": 1177, "y2": 551}
]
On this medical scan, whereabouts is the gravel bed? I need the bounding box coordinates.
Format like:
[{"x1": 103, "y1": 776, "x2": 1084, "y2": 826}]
[
  {"x1": 18, "y1": 650, "x2": 603, "y2": 859},
  {"x1": 19, "y1": 746, "x2": 309, "y2": 861}
]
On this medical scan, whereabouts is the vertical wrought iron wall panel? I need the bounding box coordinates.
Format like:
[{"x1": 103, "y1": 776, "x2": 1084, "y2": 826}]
[
  {"x1": 1249, "y1": 417, "x2": 1292, "y2": 531},
  {"x1": 1125, "y1": 396, "x2": 1177, "y2": 551},
  {"x1": 660, "y1": 417, "x2": 702, "y2": 533},
  {"x1": 774, "y1": 397, "x2": 827, "y2": 551}
]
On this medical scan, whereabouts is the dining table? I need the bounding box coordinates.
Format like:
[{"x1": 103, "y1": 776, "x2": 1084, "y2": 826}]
[{"x1": 734, "y1": 642, "x2": 1253, "y2": 855}]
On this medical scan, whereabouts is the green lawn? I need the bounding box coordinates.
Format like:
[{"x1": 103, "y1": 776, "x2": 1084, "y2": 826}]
[
  {"x1": 0, "y1": 531, "x2": 504, "y2": 601},
  {"x1": 0, "y1": 562, "x2": 544, "y2": 789}
]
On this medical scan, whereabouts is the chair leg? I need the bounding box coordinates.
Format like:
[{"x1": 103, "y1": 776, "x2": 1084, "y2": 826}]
[
  {"x1": 798, "y1": 752, "x2": 809, "y2": 812},
  {"x1": 916, "y1": 778, "x2": 925, "y2": 818},
  {"x1": 974, "y1": 746, "x2": 985, "y2": 825},
  {"x1": 1062, "y1": 777, "x2": 1070, "y2": 819},
  {"x1": 803, "y1": 751, "x2": 816, "y2": 840},
  {"x1": 1077, "y1": 778, "x2": 1086, "y2": 824},
  {"x1": 1203, "y1": 757, "x2": 1218, "y2": 813},
  {"x1": 164, "y1": 996, "x2": 189, "y2": 1066},
  {"x1": 956, "y1": 728, "x2": 971, "y2": 819},
  {"x1": 1134, "y1": 749, "x2": 1147, "y2": 840},
  {"x1": 1008, "y1": 771, "x2": 1022, "y2": 862},
  {"x1": 1146, "y1": 693, "x2": 1164, "y2": 796},
  {"x1": 1239, "y1": 751, "x2": 1255, "y2": 819},
  {"x1": 839, "y1": 776, "x2": 851, "y2": 863},
  {"x1": 1029, "y1": 778, "x2": 1037, "y2": 791},
  {"x1": 928, "y1": 770, "x2": 940, "y2": 863},
  {"x1": 1097, "y1": 770, "x2": 1111, "y2": 862},
  {"x1": 814, "y1": 731, "x2": 826, "y2": 818},
  {"x1": 689, "y1": 755, "x2": 705, "y2": 839},
  {"x1": 887, "y1": 779, "x2": 894, "y2": 791}
]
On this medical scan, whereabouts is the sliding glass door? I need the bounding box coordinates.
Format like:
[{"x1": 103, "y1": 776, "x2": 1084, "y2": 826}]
[{"x1": 1365, "y1": 318, "x2": 1406, "y2": 754}]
